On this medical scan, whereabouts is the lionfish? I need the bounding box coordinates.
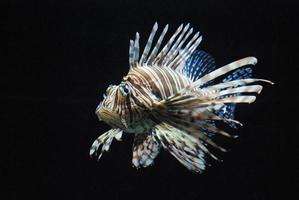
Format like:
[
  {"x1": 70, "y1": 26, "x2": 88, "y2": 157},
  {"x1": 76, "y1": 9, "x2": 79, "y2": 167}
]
[{"x1": 90, "y1": 22, "x2": 273, "y2": 172}]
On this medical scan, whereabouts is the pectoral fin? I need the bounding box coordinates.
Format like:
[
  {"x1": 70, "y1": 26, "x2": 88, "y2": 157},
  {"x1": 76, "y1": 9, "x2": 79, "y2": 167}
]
[
  {"x1": 132, "y1": 132, "x2": 161, "y2": 168},
  {"x1": 154, "y1": 123, "x2": 207, "y2": 173},
  {"x1": 90, "y1": 128, "x2": 123, "y2": 160}
]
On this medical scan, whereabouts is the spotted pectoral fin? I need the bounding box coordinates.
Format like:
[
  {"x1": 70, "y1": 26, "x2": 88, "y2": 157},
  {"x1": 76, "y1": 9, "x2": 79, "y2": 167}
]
[
  {"x1": 90, "y1": 128, "x2": 123, "y2": 160},
  {"x1": 132, "y1": 132, "x2": 161, "y2": 168}
]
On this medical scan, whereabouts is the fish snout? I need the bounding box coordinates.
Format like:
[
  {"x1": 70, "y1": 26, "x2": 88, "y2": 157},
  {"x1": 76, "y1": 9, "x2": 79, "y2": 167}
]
[{"x1": 95, "y1": 105, "x2": 126, "y2": 129}]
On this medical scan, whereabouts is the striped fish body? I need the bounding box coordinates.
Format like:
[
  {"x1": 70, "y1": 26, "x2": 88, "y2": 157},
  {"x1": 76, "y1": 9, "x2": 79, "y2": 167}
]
[
  {"x1": 90, "y1": 22, "x2": 273, "y2": 172},
  {"x1": 128, "y1": 65, "x2": 192, "y2": 100},
  {"x1": 120, "y1": 65, "x2": 192, "y2": 134}
]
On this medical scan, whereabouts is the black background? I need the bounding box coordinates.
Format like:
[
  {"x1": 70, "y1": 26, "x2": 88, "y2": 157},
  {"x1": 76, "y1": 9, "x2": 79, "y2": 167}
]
[{"x1": 3, "y1": 0, "x2": 297, "y2": 199}]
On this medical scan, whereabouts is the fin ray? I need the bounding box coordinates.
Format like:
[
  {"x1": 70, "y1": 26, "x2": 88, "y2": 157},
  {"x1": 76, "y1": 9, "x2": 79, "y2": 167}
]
[
  {"x1": 154, "y1": 123, "x2": 207, "y2": 172},
  {"x1": 183, "y1": 50, "x2": 217, "y2": 82},
  {"x1": 90, "y1": 128, "x2": 123, "y2": 160}
]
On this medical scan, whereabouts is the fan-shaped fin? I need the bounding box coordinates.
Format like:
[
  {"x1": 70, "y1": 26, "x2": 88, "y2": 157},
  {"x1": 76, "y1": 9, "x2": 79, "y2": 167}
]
[
  {"x1": 154, "y1": 123, "x2": 207, "y2": 173},
  {"x1": 183, "y1": 50, "x2": 217, "y2": 82},
  {"x1": 132, "y1": 132, "x2": 161, "y2": 168}
]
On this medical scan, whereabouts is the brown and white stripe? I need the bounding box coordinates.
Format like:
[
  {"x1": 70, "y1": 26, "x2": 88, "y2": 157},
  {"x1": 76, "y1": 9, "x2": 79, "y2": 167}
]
[
  {"x1": 129, "y1": 22, "x2": 202, "y2": 71},
  {"x1": 91, "y1": 22, "x2": 273, "y2": 173}
]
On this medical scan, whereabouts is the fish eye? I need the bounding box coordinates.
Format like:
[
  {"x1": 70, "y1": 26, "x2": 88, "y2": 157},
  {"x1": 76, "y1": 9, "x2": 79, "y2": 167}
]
[
  {"x1": 123, "y1": 87, "x2": 129, "y2": 93},
  {"x1": 119, "y1": 84, "x2": 130, "y2": 96}
]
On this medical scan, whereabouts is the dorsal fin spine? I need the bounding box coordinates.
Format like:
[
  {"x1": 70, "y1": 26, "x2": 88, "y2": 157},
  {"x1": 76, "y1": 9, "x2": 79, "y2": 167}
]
[
  {"x1": 153, "y1": 24, "x2": 184, "y2": 65},
  {"x1": 162, "y1": 23, "x2": 191, "y2": 66},
  {"x1": 146, "y1": 24, "x2": 169, "y2": 65},
  {"x1": 165, "y1": 27, "x2": 194, "y2": 67},
  {"x1": 139, "y1": 22, "x2": 158, "y2": 65},
  {"x1": 132, "y1": 32, "x2": 140, "y2": 67}
]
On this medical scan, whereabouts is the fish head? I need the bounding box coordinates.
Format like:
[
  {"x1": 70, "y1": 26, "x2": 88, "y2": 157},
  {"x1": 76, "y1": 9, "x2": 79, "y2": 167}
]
[{"x1": 95, "y1": 76, "x2": 153, "y2": 130}]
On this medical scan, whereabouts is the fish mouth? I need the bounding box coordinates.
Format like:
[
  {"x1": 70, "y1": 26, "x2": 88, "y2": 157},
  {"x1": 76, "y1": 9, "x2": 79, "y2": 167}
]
[{"x1": 95, "y1": 105, "x2": 126, "y2": 129}]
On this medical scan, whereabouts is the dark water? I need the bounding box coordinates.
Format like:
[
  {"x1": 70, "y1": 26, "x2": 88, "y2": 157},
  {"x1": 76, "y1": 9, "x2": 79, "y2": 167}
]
[{"x1": 3, "y1": 0, "x2": 295, "y2": 199}]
